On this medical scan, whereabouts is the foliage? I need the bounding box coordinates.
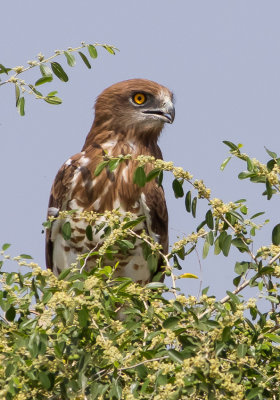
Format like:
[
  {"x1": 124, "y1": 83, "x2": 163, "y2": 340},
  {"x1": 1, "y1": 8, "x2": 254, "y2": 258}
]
[
  {"x1": 0, "y1": 41, "x2": 118, "y2": 115},
  {"x1": 1, "y1": 46, "x2": 280, "y2": 399},
  {"x1": 1, "y1": 146, "x2": 280, "y2": 399}
]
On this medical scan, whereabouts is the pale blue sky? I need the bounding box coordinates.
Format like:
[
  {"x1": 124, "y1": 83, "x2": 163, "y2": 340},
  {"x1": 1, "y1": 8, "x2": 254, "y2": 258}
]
[{"x1": 1, "y1": 1, "x2": 280, "y2": 299}]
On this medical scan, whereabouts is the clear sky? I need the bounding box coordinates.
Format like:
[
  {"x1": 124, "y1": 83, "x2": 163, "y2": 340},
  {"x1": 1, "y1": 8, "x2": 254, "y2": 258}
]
[{"x1": 1, "y1": 1, "x2": 280, "y2": 300}]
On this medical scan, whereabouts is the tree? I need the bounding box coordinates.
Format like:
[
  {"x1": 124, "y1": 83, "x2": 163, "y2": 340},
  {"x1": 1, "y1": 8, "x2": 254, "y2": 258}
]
[{"x1": 1, "y1": 43, "x2": 280, "y2": 400}]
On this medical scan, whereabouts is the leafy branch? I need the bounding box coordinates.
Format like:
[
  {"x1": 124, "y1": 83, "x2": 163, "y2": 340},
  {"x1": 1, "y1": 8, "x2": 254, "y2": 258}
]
[
  {"x1": 92, "y1": 152, "x2": 280, "y2": 313},
  {"x1": 0, "y1": 41, "x2": 118, "y2": 115}
]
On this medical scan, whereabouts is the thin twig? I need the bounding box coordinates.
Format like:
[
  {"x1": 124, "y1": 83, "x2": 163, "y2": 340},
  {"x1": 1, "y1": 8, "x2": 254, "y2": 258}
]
[
  {"x1": 0, "y1": 42, "x2": 118, "y2": 87},
  {"x1": 194, "y1": 246, "x2": 203, "y2": 298},
  {"x1": 118, "y1": 356, "x2": 169, "y2": 371},
  {"x1": 80, "y1": 243, "x2": 99, "y2": 272},
  {"x1": 92, "y1": 356, "x2": 169, "y2": 380},
  {"x1": 199, "y1": 248, "x2": 280, "y2": 319}
]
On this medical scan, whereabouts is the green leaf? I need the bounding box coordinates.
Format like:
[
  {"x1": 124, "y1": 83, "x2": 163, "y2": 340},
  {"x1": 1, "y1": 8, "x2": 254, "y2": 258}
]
[
  {"x1": 185, "y1": 191, "x2": 191, "y2": 212},
  {"x1": 172, "y1": 179, "x2": 184, "y2": 198},
  {"x1": 234, "y1": 262, "x2": 248, "y2": 275},
  {"x1": 6, "y1": 273, "x2": 15, "y2": 285},
  {"x1": 103, "y1": 45, "x2": 115, "y2": 55},
  {"x1": 258, "y1": 266, "x2": 274, "y2": 276},
  {"x1": 214, "y1": 237, "x2": 221, "y2": 255},
  {"x1": 162, "y1": 317, "x2": 180, "y2": 330},
  {"x1": 246, "y1": 387, "x2": 262, "y2": 400},
  {"x1": 237, "y1": 343, "x2": 247, "y2": 358},
  {"x1": 88, "y1": 44, "x2": 98, "y2": 59},
  {"x1": 218, "y1": 231, "x2": 227, "y2": 247},
  {"x1": 64, "y1": 51, "x2": 76, "y2": 67},
  {"x1": 205, "y1": 210, "x2": 214, "y2": 229},
  {"x1": 223, "y1": 140, "x2": 239, "y2": 150},
  {"x1": 78, "y1": 307, "x2": 89, "y2": 328},
  {"x1": 62, "y1": 221, "x2": 71, "y2": 240},
  {"x1": 42, "y1": 291, "x2": 53, "y2": 304},
  {"x1": 47, "y1": 90, "x2": 58, "y2": 96},
  {"x1": 202, "y1": 240, "x2": 210, "y2": 259},
  {"x1": 51, "y1": 62, "x2": 69, "y2": 82},
  {"x1": 238, "y1": 171, "x2": 255, "y2": 180},
  {"x1": 264, "y1": 333, "x2": 280, "y2": 343},
  {"x1": 163, "y1": 317, "x2": 180, "y2": 330},
  {"x1": 2, "y1": 243, "x2": 11, "y2": 251},
  {"x1": 192, "y1": 197, "x2": 197, "y2": 218},
  {"x1": 78, "y1": 51, "x2": 91, "y2": 68},
  {"x1": 17, "y1": 97, "x2": 25, "y2": 116},
  {"x1": 265, "y1": 295, "x2": 279, "y2": 304},
  {"x1": 233, "y1": 275, "x2": 241, "y2": 287},
  {"x1": 167, "y1": 349, "x2": 184, "y2": 364},
  {"x1": 58, "y1": 267, "x2": 72, "y2": 280},
  {"x1": 226, "y1": 290, "x2": 240, "y2": 304},
  {"x1": 246, "y1": 157, "x2": 254, "y2": 171},
  {"x1": 157, "y1": 170, "x2": 163, "y2": 186},
  {"x1": 44, "y1": 96, "x2": 62, "y2": 105},
  {"x1": 207, "y1": 231, "x2": 214, "y2": 245},
  {"x1": 240, "y1": 205, "x2": 247, "y2": 215},
  {"x1": 54, "y1": 341, "x2": 66, "y2": 358},
  {"x1": 272, "y1": 223, "x2": 280, "y2": 245},
  {"x1": 221, "y1": 234, "x2": 232, "y2": 257},
  {"x1": 176, "y1": 246, "x2": 185, "y2": 260},
  {"x1": 110, "y1": 379, "x2": 122, "y2": 400},
  {"x1": 29, "y1": 84, "x2": 43, "y2": 97},
  {"x1": 220, "y1": 156, "x2": 231, "y2": 171},
  {"x1": 228, "y1": 210, "x2": 244, "y2": 222},
  {"x1": 117, "y1": 239, "x2": 135, "y2": 251},
  {"x1": 267, "y1": 158, "x2": 276, "y2": 171},
  {"x1": 6, "y1": 306, "x2": 16, "y2": 321},
  {"x1": 147, "y1": 253, "x2": 158, "y2": 273},
  {"x1": 0, "y1": 64, "x2": 11, "y2": 74},
  {"x1": 86, "y1": 225, "x2": 93, "y2": 241},
  {"x1": 39, "y1": 371, "x2": 51, "y2": 390},
  {"x1": 122, "y1": 216, "x2": 146, "y2": 229},
  {"x1": 40, "y1": 64, "x2": 52, "y2": 76},
  {"x1": 231, "y1": 238, "x2": 249, "y2": 252},
  {"x1": 5, "y1": 363, "x2": 15, "y2": 378},
  {"x1": 15, "y1": 83, "x2": 20, "y2": 106},
  {"x1": 94, "y1": 161, "x2": 109, "y2": 176},
  {"x1": 196, "y1": 220, "x2": 206, "y2": 232},
  {"x1": 251, "y1": 175, "x2": 266, "y2": 183},
  {"x1": 145, "y1": 282, "x2": 166, "y2": 289},
  {"x1": 19, "y1": 254, "x2": 33, "y2": 259},
  {"x1": 250, "y1": 211, "x2": 265, "y2": 219},
  {"x1": 265, "y1": 178, "x2": 273, "y2": 200},
  {"x1": 108, "y1": 158, "x2": 120, "y2": 171},
  {"x1": 222, "y1": 326, "x2": 231, "y2": 341},
  {"x1": 265, "y1": 146, "x2": 277, "y2": 159},
  {"x1": 35, "y1": 76, "x2": 53, "y2": 86},
  {"x1": 146, "y1": 168, "x2": 161, "y2": 182},
  {"x1": 133, "y1": 166, "x2": 146, "y2": 187},
  {"x1": 215, "y1": 341, "x2": 226, "y2": 356}
]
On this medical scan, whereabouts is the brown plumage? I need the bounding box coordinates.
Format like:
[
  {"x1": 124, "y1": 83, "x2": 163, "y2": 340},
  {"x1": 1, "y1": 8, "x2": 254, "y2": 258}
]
[{"x1": 46, "y1": 79, "x2": 175, "y2": 283}]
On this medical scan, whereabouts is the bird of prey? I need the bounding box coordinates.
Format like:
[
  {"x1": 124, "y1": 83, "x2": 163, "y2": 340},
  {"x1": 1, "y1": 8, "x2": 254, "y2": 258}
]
[{"x1": 46, "y1": 79, "x2": 175, "y2": 284}]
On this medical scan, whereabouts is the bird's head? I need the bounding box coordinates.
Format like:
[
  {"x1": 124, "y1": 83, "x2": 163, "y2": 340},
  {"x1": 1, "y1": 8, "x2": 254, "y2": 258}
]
[{"x1": 92, "y1": 79, "x2": 175, "y2": 143}]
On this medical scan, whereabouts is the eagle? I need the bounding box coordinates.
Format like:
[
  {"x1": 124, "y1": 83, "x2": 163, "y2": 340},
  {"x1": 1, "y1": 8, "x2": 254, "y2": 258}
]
[{"x1": 46, "y1": 79, "x2": 175, "y2": 284}]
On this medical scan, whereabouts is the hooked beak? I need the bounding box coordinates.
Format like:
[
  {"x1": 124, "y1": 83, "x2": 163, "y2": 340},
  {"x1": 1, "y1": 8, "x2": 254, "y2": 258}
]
[{"x1": 142, "y1": 102, "x2": 175, "y2": 124}]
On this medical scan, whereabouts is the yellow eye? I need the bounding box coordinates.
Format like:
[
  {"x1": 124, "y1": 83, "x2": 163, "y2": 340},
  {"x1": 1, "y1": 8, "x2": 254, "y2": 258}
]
[{"x1": 133, "y1": 93, "x2": 146, "y2": 105}]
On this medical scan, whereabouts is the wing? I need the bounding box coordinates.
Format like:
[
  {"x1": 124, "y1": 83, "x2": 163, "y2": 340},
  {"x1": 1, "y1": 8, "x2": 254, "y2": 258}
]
[
  {"x1": 141, "y1": 179, "x2": 168, "y2": 281},
  {"x1": 45, "y1": 143, "x2": 140, "y2": 271},
  {"x1": 45, "y1": 151, "x2": 90, "y2": 270},
  {"x1": 143, "y1": 184, "x2": 168, "y2": 253}
]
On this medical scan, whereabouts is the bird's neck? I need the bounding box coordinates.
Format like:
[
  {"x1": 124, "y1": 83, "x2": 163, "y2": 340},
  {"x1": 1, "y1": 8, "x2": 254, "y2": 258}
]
[{"x1": 82, "y1": 123, "x2": 163, "y2": 158}]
